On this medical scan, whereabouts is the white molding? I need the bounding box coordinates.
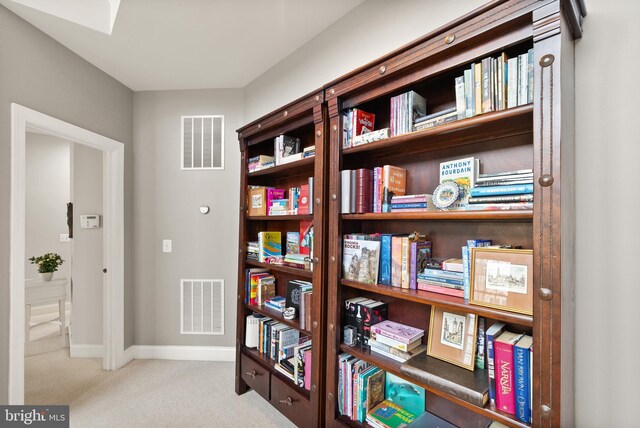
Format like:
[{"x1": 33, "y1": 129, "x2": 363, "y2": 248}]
[
  {"x1": 70, "y1": 344, "x2": 104, "y2": 359},
  {"x1": 9, "y1": 104, "x2": 126, "y2": 404},
  {"x1": 131, "y1": 345, "x2": 235, "y2": 362}
]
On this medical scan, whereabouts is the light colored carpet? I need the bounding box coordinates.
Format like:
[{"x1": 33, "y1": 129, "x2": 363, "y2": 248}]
[{"x1": 25, "y1": 310, "x2": 295, "y2": 427}]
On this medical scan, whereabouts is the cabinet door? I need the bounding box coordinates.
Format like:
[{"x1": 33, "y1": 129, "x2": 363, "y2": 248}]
[{"x1": 270, "y1": 376, "x2": 312, "y2": 427}]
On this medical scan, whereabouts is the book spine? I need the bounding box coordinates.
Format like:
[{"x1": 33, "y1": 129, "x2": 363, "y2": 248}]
[
  {"x1": 390, "y1": 202, "x2": 428, "y2": 209},
  {"x1": 373, "y1": 167, "x2": 379, "y2": 213},
  {"x1": 497, "y1": 56, "x2": 503, "y2": 111},
  {"x1": 401, "y1": 237, "x2": 410, "y2": 289},
  {"x1": 304, "y1": 349, "x2": 312, "y2": 391},
  {"x1": 410, "y1": 241, "x2": 417, "y2": 290},
  {"x1": 462, "y1": 246, "x2": 470, "y2": 300},
  {"x1": 380, "y1": 235, "x2": 392, "y2": 285},
  {"x1": 481, "y1": 58, "x2": 491, "y2": 113},
  {"x1": 416, "y1": 283, "x2": 464, "y2": 297},
  {"x1": 476, "y1": 317, "x2": 486, "y2": 370},
  {"x1": 372, "y1": 326, "x2": 421, "y2": 344},
  {"x1": 341, "y1": 170, "x2": 351, "y2": 214},
  {"x1": 495, "y1": 340, "x2": 516, "y2": 415},
  {"x1": 527, "y1": 48, "x2": 534, "y2": 104},
  {"x1": 455, "y1": 76, "x2": 466, "y2": 119},
  {"x1": 391, "y1": 236, "x2": 402, "y2": 287},
  {"x1": 470, "y1": 184, "x2": 534, "y2": 196},
  {"x1": 519, "y1": 53, "x2": 528, "y2": 106},
  {"x1": 464, "y1": 68, "x2": 474, "y2": 118},
  {"x1": 474, "y1": 63, "x2": 482, "y2": 115},
  {"x1": 418, "y1": 276, "x2": 464, "y2": 286},
  {"x1": 469, "y1": 194, "x2": 534, "y2": 204},
  {"x1": 350, "y1": 170, "x2": 357, "y2": 214},
  {"x1": 507, "y1": 58, "x2": 518, "y2": 108},
  {"x1": 514, "y1": 345, "x2": 531, "y2": 423}
]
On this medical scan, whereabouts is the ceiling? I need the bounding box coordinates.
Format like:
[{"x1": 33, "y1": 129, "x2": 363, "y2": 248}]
[{"x1": 0, "y1": 0, "x2": 364, "y2": 90}]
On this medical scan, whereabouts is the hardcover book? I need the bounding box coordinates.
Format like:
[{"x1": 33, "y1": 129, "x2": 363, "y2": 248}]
[
  {"x1": 258, "y1": 231, "x2": 281, "y2": 263},
  {"x1": 494, "y1": 331, "x2": 524, "y2": 415},
  {"x1": 371, "y1": 320, "x2": 424, "y2": 344},
  {"x1": 382, "y1": 165, "x2": 407, "y2": 212},
  {"x1": 439, "y1": 157, "x2": 477, "y2": 210},
  {"x1": 514, "y1": 335, "x2": 533, "y2": 423},
  {"x1": 365, "y1": 369, "x2": 386, "y2": 419},
  {"x1": 343, "y1": 237, "x2": 381, "y2": 285},
  {"x1": 366, "y1": 400, "x2": 417, "y2": 428},
  {"x1": 286, "y1": 232, "x2": 300, "y2": 254},
  {"x1": 299, "y1": 221, "x2": 313, "y2": 256},
  {"x1": 486, "y1": 322, "x2": 506, "y2": 406}
]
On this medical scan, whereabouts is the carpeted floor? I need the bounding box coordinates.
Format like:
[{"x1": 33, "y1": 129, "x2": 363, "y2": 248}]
[{"x1": 25, "y1": 311, "x2": 295, "y2": 427}]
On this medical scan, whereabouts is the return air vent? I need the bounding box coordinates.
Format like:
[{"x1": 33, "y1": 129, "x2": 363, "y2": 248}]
[
  {"x1": 180, "y1": 279, "x2": 224, "y2": 335},
  {"x1": 181, "y1": 115, "x2": 224, "y2": 170}
]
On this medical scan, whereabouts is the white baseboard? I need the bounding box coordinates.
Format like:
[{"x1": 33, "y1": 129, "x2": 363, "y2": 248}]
[
  {"x1": 131, "y1": 345, "x2": 235, "y2": 362},
  {"x1": 70, "y1": 344, "x2": 104, "y2": 358},
  {"x1": 69, "y1": 344, "x2": 235, "y2": 362}
]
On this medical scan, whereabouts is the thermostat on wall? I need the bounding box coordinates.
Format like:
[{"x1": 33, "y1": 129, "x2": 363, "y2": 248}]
[{"x1": 80, "y1": 215, "x2": 101, "y2": 229}]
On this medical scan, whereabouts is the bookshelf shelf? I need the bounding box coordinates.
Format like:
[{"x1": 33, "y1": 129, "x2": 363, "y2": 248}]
[
  {"x1": 339, "y1": 344, "x2": 530, "y2": 428},
  {"x1": 341, "y1": 279, "x2": 533, "y2": 327},
  {"x1": 341, "y1": 211, "x2": 533, "y2": 222},
  {"x1": 244, "y1": 347, "x2": 312, "y2": 400},
  {"x1": 247, "y1": 156, "x2": 314, "y2": 178},
  {"x1": 341, "y1": 105, "x2": 532, "y2": 159},
  {"x1": 247, "y1": 214, "x2": 314, "y2": 221},
  {"x1": 245, "y1": 303, "x2": 312, "y2": 335},
  {"x1": 245, "y1": 259, "x2": 313, "y2": 278}
]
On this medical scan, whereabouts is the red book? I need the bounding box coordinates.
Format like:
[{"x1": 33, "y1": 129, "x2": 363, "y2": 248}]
[
  {"x1": 299, "y1": 220, "x2": 313, "y2": 255},
  {"x1": 494, "y1": 331, "x2": 523, "y2": 415},
  {"x1": 303, "y1": 348, "x2": 312, "y2": 390},
  {"x1": 352, "y1": 109, "x2": 375, "y2": 137},
  {"x1": 416, "y1": 283, "x2": 464, "y2": 297},
  {"x1": 298, "y1": 184, "x2": 309, "y2": 215}
]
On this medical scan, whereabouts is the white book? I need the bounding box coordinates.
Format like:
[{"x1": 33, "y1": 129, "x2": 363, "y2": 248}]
[
  {"x1": 518, "y1": 53, "x2": 528, "y2": 106},
  {"x1": 341, "y1": 170, "x2": 351, "y2": 214},
  {"x1": 455, "y1": 76, "x2": 466, "y2": 119},
  {"x1": 507, "y1": 58, "x2": 518, "y2": 108}
]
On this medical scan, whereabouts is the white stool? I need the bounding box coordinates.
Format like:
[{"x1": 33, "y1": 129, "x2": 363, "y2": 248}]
[{"x1": 25, "y1": 278, "x2": 67, "y2": 344}]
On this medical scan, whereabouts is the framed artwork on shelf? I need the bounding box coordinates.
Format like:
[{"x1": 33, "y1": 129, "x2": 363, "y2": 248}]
[
  {"x1": 427, "y1": 307, "x2": 477, "y2": 371},
  {"x1": 469, "y1": 248, "x2": 533, "y2": 315}
]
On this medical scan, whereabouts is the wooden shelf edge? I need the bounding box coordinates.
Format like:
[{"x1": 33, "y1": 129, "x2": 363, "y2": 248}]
[
  {"x1": 341, "y1": 279, "x2": 533, "y2": 327},
  {"x1": 245, "y1": 304, "x2": 312, "y2": 335},
  {"x1": 338, "y1": 344, "x2": 530, "y2": 428},
  {"x1": 246, "y1": 259, "x2": 313, "y2": 278},
  {"x1": 242, "y1": 347, "x2": 311, "y2": 400},
  {"x1": 247, "y1": 214, "x2": 314, "y2": 221},
  {"x1": 247, "y1": 156, "x2": 314, "y2": 177},
  {"x1": 341, "y1": 211, "x2": 533, "y2": 221},
  {"x1": 341, "y1": 104, "x2": 533, "y2": 157}
]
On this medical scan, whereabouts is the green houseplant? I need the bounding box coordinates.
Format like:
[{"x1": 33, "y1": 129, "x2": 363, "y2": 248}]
[{"x1": 29, "y1": 253, "x2": 64, "y2": 281}]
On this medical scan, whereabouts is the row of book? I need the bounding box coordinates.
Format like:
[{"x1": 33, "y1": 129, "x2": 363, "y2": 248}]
[
  {"x1": 454, "y1": 49, "x2": 534, "y2": 122},
  {"x1": 246, "y1": 135, "x2": 315, "y2": 173},
  {"x1": 247, "y1": 180, "x2": 313, "y2": 216},
  {"x1": 487, "y1": 323, "x2": 533, "y2": 423},
  {"x1": 340, "y1": 165, "x2": 410, "y2": 214},
  {"x1": 247, "y1": 314, "x2": 313, "y2": 391},
  {"x1": 339, "y1": 354, "x2": 457, "y2": 427},
  {"x1": 249, "y1": 224, "x2": 313, "y2": 266}
]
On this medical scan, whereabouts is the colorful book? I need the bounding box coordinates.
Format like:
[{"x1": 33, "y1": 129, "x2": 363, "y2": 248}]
[
  {"x1": 382, "y1": 165, "x2": 407, "y2": 213},
  {"x1": 385, "y1": 372, "x2": 425, "y2": 415},
  {"x1": 391, "y1": 235, "x2": 404, "y2": 287},
  {"x1": 343, "y1": 237, "x2": 381, "y2": 284},
  {"x1": 299, "y1": 220, "x2": 313, "y2": 256},
  {"x1": 514, "y1": 335, "x2": 533, "y2": 423},
  {"x1": 258, "y1": 231, "x2": 282, "y2": 263},
  {"x1": 470, "y1": 184, "x2": 534, "y2": 197},
  {"x1": 371, "y1": 320, "x2": 424, "y2": 344},
  {"x1": 486, "y1": 322, "x2": 506, "y2": 406},
  {"x1": 494, "y1": 331, "x2": 524, "y2": 415},
  {"x1": 439, "y1": 157, "x2": 478, "y2": 210},
  {"x1": 380, "y1": 234, "x2": 393, "y2": 285},
  {"x1": 366, "y1": 400, "x2": 417, "y2": 428}
]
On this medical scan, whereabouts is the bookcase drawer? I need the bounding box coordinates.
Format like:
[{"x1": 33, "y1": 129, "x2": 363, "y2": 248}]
[
  {"x1": 270, "y1": 376, "x2": 311, "y2": 427},
  {"x1": 241, "y1": 353, "x2": 270, "y2": 400}
]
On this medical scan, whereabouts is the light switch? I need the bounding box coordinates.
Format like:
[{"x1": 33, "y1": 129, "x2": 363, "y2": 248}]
[
  {"x1": 60, "y1": 233, "x2": 71, "y2": 243},
  {"x1": 162, "y1": 239, "x2": 172, "y2": 253}
]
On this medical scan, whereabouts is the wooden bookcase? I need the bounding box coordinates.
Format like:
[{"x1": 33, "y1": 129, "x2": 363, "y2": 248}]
[
  {"x1": 235, "y1": 90, "x2": 327, "y2": 427},
  {"x1": 322, "y1": 1, "x2": 584, "y2": 428}
]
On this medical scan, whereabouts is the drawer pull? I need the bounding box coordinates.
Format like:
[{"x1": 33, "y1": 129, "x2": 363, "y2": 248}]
[
  {"x1": 245, "y1": 370, "x2": 257, "y2": 378},
  {"x1": 278, "y1": 397, "x2": 293, "y2": 406}
]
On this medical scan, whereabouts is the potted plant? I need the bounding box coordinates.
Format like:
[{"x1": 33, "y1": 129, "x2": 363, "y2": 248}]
[{"x1": 29, "y1": 253, "x2": 64, "y2": 281}]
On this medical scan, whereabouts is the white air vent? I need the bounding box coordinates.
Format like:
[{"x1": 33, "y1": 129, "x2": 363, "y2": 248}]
[
  {"x1": 180, "y1": 279, "x2": 224, "y2": 335},
  {"x1": 181, "y1": 115, "x2": 224, "y2": 170}
]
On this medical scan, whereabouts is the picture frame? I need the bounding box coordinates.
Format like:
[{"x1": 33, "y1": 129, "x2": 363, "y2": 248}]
[
  {"x1": 470, "y1": 248, "x2": 534, "y2": 315},
  {"x1": 427, "y1": 307, "x2": 477, "y2": 371}
]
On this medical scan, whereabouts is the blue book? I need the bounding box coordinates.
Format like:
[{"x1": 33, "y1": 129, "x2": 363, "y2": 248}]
[
  {"x1": 419, "y1": 268, "x2": 464, "y2": 280},
  {"x1": 390, "y1": 202, "x2": 428, "y2": 209},
  {"x1": 380, "y1": 234, "x2": 393, "y2": 285},
  {"x1": 417, "y1": 275, "x2": 463, "y2": 287},
  {"x1": 486, "y1": 322, "x2": 506, "y2": 406},
  {"x1": 514, "y1": 335, "x2": 533, "y2": 423},
  {"x1": 470, "y1": 184, "x2": 533, "y2": 197},
  {"x1": 464, "y1": 239, "x2": 492, "y2": 299}
]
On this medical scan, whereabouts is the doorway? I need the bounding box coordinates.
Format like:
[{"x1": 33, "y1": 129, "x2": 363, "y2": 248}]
[{"x1": 9, "y1": 104, "x2": 126, "y2": 404}]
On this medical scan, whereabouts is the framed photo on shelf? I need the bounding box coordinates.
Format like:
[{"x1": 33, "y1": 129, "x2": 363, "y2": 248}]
[
  {"x1": 470, "y1": 248, "x2": 533, "y2": 315},
  {"x1": 427, "y1": 307, "x2": 477, "y2": 371}
]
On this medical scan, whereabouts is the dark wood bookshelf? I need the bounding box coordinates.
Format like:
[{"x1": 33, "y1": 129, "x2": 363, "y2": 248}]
[
  {"x1": 341, "y1": 279, "x2": 533, "y2": 327},
  {"x1": 244, "y1": 346, "x2": 311, "y2": 400},
  {"x1": 247, "y1": 156, "x2": 314, "y2": 178},
  {"x1": 247, "y1": 214, "x2": 314, "y2": 221},
  {"x1": 339, "y1": 344, "x2": 530, "y2": 428},
  {"x1": 245, "y1": 303, "x2": 312, "y2": 335},
  {"x1": 342, "y1": 105, "x2": 532, "y2": 159},
  {"x1": 341, "y1": 211, "x2": 533, "y2": 222},
  {"x1": 245, "y1": 259, "x2": 313, "y2": 279}
]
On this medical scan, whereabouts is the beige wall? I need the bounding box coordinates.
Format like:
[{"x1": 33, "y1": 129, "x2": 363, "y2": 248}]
[
  {"x1": 133, "y1": 89, "x2": 242, "y2": 347},
  {"x1": 0, "y1": 5, "x2": 134, "y2": 403}
]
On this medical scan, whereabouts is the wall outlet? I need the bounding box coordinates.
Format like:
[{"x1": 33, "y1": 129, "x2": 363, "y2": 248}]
[
  {"x1": 60, "y1": 233, "x2": 71, "y2": 243},
  {"x1": 162, "y1": 239, "x2": 172, "y2": 253}
]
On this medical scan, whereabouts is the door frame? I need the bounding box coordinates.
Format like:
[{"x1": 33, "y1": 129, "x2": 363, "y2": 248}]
[{"x1": 9, "y1": 104, "x2": 126, "y2": 404}]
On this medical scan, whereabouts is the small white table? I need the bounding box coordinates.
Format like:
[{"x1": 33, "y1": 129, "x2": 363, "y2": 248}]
[{"x1": 25, "y1": 278, "x2": 67, "y2": 343}]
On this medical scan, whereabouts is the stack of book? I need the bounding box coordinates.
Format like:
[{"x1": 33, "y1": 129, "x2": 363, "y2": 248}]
[
  {"x1": 342, "y1": 165, "x2": 407, "y2": 214},
  {"x1": 248, "y1": 187, "x2": 284, "y2": 217},
  {"x1": 369, "y1": 320, "x2": 426, "y2": 363},
  {"x1": 343, "y1": 108, "x2": 376, "y2": 149},
  {"x1": 343, "y1": 297, "x2": 388, "y2": 347},
  {"x1": 389, "y1": 194, "x2": 433, "y2": 213},
  {"x1": 303, "y1": 145, "x2": 315, "y2": 158},
  {"x1": 246, "y1": 241, "x2": 259, "y2": 261},
  {"x1": 283, "y1": 253, "x2": 309, "y2": 270},
  {"x1": 468, "y1": 169, "x2": 534, "y2": 211},
  {"x1": 244, "y1": 267, "x2": 268, "y2": 305},
  {"x1": 268, "y1": 198, "x2": 288, "y2": 215},
  {"x1": 285, "y1": 280, "x2": 313, "y2": 327},
  {"x1": 486, "y1": 323, "x2": 533, "y2": 424},
  {"x1": 417, "y1": 267, "x2": 464, "y2": 298},
  {"x1": 352, "y1": 128, "x2": 390, "y2": 147},
  {"x1": 390, "y1": 90, "x2": 426, "y2": 137},
  {"x1": 264, "y1": 296, "x2": 286, "y2": 312},
  {"x1": 453, "y1": 49, "x2": 534, "y2": 121},
  {"x1": 413, "y1": 107, "x2": 457, "y2": 131},
  {"x1": 248, "y1": 155, "x2": 274, "y2": 173},
  {"x1": 461, "y1": 239, "x2": 493, "y2": 299},
  {"x1": 274, "y1": 134, "x2": 302, "y2": 165}
]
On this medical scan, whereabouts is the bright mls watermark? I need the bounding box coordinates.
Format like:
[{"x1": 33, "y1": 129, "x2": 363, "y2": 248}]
[{"x1": 1, "y1": 406, "x2": 68, "y2": 427}]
